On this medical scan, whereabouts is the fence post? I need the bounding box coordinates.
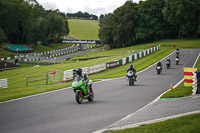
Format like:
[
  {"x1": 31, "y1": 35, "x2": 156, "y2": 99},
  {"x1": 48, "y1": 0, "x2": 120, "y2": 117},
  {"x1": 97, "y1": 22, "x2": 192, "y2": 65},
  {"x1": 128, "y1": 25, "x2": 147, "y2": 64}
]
[
  {"x1": 46, "y1": 72, "x2": 48, "y2": 85},
  {"x1": 26, "y1": 75, "x2": 28, "y2": 87}
]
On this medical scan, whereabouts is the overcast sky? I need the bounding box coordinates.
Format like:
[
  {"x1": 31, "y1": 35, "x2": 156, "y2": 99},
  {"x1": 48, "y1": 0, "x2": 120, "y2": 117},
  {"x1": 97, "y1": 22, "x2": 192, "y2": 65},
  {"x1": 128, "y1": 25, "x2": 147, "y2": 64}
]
[{"x1": 37, "y1": 0, "x2": 141, "y2": 16}]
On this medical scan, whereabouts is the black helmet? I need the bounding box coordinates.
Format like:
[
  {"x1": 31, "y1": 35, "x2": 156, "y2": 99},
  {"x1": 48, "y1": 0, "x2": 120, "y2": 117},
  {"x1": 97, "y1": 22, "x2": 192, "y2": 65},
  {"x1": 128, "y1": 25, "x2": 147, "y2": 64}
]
[
  {"x1": 130, "y1": 64, "x2": 133, "y2": 69},
  {"x1": 76, "y1": 68, "x2": 82, "y2": 76}
]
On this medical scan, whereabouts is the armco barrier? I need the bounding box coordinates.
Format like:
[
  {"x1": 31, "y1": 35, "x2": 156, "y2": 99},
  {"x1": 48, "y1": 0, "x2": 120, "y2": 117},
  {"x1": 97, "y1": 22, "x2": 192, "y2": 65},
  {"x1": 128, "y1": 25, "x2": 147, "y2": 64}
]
[
  {"x1": 1, "y1": 45, "x2": 76, "y2": 61},
  {"x1": 64, "y1": 63, "x2": 106, "y2": 81},
  {"x1": 64, "y1": 69, "x2": 74, "y2": 81}
]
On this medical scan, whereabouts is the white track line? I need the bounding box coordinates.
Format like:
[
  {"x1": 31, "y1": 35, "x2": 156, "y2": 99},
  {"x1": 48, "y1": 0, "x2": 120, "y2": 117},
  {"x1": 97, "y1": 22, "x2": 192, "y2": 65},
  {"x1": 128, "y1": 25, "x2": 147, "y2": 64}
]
[{"x1": 93, "y1": 50, "x2": 200, "y2": 133}]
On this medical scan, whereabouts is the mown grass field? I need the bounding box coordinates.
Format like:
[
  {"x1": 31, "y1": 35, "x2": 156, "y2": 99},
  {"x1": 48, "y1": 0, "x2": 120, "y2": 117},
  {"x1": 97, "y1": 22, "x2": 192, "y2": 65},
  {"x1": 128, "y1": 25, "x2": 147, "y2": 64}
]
[
  {"x1": 109, "y1": 113, "x2": 200, "y2": 133},
  {"x1": 68, "y1": 19, "x2": 99, "y2": 40}
]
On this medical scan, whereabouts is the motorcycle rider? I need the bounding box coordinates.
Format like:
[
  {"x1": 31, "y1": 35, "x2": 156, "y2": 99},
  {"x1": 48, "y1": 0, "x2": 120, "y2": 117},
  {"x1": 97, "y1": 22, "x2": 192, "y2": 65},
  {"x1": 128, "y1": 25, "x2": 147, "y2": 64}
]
[
  {"x1": 176, "y1": 48, "x2": 179, "y2": 55},
  {"x1": 176, "y1": 55, "x2": 180, "y2": 61},
  {"x1": 76, "y1": 68, "x2": 89, "y2": 92},
  {"x1": 127, "y1": 64, "x2": 137, "y2": 81},
  {"x1": 166, "y1": 58, "x2": 171, "y2": 63},
  {"x1": 157, "y1": 61, "x2": 162, "y2": 70}
]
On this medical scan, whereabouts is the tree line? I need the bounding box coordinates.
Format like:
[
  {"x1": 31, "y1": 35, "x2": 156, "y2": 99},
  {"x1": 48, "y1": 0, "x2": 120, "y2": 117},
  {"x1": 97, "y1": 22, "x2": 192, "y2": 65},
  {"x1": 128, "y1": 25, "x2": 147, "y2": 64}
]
[
  {"x1": 0, "y1": 0, "x2": 69, "y2": 47},
  {"x1": 99, "y1": 0, "x2": 200, "y2": 48},
  {"x1": 66, "y1": 11, "x2": 98, "y2": 20}
]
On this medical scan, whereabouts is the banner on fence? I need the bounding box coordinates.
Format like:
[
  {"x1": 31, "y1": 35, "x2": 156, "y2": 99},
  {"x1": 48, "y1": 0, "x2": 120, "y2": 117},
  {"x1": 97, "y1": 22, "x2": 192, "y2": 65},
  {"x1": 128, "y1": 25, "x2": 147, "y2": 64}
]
[
  {"x1": 0, "y1": 78, "x2": 8, "y2": 88},
  {"x1": 106, "y1": 61, "x2": 119, "y2": 69},
  {"x1": 88, "y1": 64, "x2": 106, "y2": 74}
]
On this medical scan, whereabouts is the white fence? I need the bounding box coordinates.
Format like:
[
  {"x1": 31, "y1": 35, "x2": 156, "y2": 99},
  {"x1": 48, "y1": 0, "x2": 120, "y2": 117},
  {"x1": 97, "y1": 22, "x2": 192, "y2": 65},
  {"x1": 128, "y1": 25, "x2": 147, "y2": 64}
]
[
  {"x1": 63, "y1": 63, "x2": 106, "y2": 81},
  {"x1": 0, "y1": 78, "x2": 8, "y2": 88}
]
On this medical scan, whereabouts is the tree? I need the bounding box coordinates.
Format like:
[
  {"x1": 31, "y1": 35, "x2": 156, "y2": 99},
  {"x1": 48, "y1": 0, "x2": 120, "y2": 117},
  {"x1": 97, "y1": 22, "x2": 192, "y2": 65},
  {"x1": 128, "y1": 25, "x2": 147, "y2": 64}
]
[
  {"x1": 163, "y1": 0, "x2": 198, "y2": 38},
  {"x1": 99, "y1": 14, "x2": 114, "y2": 47},
  {"x1": 99, "y1": 1, "x2": 139, "y2": 48},
  {"x1": 47, "y1": 12, "x2": 67, "y2": 40},
  {"x1": 65, "y1": 20, "x2": 70, "y2": 35},
  {"x1": 99, "y1": 14, "x2": 105, "y2": 19},
  {"x1": 136, "y1": 0, "x2": 170, "y2": 41},
  {"x1": 27, "y1": 17, "x2": 48, "y2": 46},
  {"x1": 0, "y1": 28, "x2": 7, "y2": 45},
  {"x1": 0, "y1": 0, "x2": 22, "y2": 43},
  {"x1": 111, "y1": 1, "x2": 139, "y2": 47}
]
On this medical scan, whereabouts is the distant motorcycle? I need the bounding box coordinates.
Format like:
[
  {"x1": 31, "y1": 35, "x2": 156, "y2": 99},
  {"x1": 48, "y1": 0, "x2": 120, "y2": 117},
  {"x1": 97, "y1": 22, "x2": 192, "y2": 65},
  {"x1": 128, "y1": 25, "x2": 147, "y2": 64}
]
[
  {"x1": 72, "y1": 75, "x2": 94, "y2": 104},
  {"x1": 126, "y1": 70, "x2": 135, "y2": 86},
  {"x1": 176, "y1": 50, "x2": 179, "y2": 56},
  {"x1": 175, "y1": 58, "x2": 179, "y2": 65},
  {"x1": 166, "y1": 61, "x2": 170, "y2": 69},
  {"x1": 156, "y1": 66, "x2": 162, "y2": 74}
]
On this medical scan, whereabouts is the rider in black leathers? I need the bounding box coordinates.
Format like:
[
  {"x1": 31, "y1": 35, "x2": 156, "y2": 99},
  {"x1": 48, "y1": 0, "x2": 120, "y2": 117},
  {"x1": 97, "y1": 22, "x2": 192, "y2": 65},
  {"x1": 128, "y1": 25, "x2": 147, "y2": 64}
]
[
  {"x1": 166, "y1": 58, "x2": 171, "y2": 63},
  {"x1": 127, "y1": 64, "x2": 137, "y2": 81},
  {"x1": 76, "y1": 68, "x2": 89, "y2": 86},
  {"x1": 176, "y1": 48, "x2": 179, "y2": 55},
  {"x1": 157, "y1": 61, "x2": 162, "y2": 70}
]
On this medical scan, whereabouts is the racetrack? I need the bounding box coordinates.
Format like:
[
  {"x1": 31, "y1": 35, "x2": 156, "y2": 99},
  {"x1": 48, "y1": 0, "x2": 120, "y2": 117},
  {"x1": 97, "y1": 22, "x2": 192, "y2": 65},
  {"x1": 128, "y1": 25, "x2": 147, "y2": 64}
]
[{"x1": 0, "y1": 49, "x2": 199, "y2": 133}]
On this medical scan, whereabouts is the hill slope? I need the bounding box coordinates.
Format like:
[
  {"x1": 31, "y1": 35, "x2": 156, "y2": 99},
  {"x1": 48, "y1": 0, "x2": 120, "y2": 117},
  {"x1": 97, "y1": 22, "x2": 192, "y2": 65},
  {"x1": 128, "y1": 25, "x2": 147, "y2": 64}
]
[{"x1": 68, "y1": 19, "x2": 99, "y2": 40}]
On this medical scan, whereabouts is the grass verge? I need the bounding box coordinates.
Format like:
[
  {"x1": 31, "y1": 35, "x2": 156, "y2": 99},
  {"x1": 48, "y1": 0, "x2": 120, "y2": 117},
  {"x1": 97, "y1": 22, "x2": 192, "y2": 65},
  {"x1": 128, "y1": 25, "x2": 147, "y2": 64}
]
[{"x1": 108, "y1": 113, "x2": 200, "y2": 133}]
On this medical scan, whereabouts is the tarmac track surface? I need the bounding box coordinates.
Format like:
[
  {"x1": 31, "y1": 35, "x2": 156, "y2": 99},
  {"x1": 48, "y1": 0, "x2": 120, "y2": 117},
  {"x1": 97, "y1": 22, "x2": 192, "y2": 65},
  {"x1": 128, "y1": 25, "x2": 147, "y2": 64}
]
[{"x1": 0, "y1": 49, "x2": 199, "y2": 133}]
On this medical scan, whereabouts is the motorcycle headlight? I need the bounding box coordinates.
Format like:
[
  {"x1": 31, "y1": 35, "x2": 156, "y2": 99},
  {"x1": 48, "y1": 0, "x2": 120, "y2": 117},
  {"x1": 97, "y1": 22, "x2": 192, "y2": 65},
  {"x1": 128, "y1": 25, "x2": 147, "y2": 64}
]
[{"x1": 73, "y1": 81, "x2": 78, "y2": 87}]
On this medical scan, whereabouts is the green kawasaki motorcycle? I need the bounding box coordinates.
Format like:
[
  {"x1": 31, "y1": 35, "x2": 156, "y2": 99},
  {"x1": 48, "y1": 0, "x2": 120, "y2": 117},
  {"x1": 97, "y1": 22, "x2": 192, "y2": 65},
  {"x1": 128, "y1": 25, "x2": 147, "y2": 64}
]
[{"x1": 72, "y1": 75, "x2": 94, "y2": 104}]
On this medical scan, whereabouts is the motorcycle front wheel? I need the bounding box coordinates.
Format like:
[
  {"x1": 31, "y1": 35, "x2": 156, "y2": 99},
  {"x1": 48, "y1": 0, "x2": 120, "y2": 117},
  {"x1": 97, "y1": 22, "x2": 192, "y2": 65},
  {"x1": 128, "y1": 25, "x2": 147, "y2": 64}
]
[
  {"x1": 166, "y1": 65, "x2": 170, "y2": 69},
  {"x1": 157, "y1": 69, "x2": 161, "y2": 74},
  {"x1": 129, "y1": 77, "x2": 132, "y2": 86},
  {"x1": 132, "y1": 78, "x2": 134, "y2": 86},
  {"x1": 76, "y1": 91, "x2": 83, "y2": 104}
]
